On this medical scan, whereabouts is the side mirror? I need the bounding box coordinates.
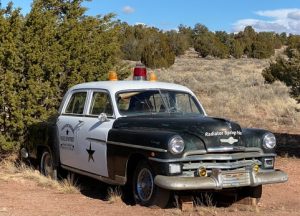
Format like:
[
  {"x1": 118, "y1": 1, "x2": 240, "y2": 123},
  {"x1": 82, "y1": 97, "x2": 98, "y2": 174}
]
[{"x1": 98, "y1": 113, "x2": 109, "y2": 122}]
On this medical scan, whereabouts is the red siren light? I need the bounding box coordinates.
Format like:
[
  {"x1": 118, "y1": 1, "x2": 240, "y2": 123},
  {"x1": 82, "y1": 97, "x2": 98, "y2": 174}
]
[{"x1": 133, "y1": 63, "x2": 147, "y2": 80}]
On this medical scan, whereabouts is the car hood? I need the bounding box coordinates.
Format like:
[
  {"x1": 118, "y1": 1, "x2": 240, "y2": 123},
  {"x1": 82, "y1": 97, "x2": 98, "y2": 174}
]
[{"x1": 113, "y1": 114, "x2": 244, "y2": 152}]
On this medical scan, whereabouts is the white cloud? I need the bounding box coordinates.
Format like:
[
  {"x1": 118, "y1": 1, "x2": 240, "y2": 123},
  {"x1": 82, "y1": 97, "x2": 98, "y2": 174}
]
[
  {"x1": 134, "y1": 22, "x2": 146, "y2": 26},
  {"x1": 288, "y1": 11, "x2": 300, "y2": 20},
  {"x1": 233, "y1": 8, "x2": 300, "y2": 34},
  {"x1": 233, "y1": 19, "x2": 288, "y2": 33},
  {"x1": 256, "y1": 9, "x2": 297, "y2": 19},
  {"x1": 122, "y1": 6, "x2": 135, "y2": 14}
]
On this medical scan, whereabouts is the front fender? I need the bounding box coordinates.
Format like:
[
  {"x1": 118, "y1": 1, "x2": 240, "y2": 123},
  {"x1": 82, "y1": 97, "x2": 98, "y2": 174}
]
[
  {"x1": 242, "y1": 128, "x2": 275, "y2": 154},
  {"x1": 106, "y1": 128, "x2": 207, "y2": 182},
  {"x1": 107, "y1": 128, "x2": 177, "y2": 181}
]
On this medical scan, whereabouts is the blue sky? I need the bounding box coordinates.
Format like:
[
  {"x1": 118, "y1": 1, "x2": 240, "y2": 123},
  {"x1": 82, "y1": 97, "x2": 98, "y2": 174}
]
[{"x1": 2, "y1": 0, "x2": 300, "y2": 34}]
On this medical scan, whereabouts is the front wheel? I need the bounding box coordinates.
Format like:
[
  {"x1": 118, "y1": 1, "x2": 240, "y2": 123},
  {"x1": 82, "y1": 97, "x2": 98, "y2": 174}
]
[
  {"x1": 133, "y1": 161, "x2": 170, "y2": 208},
  {"x1": 40, "y1": 150, "x2": 57, "y2": 180}
]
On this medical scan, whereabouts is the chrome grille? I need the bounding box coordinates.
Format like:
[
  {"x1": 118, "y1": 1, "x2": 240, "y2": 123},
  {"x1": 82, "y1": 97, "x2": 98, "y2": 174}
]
[
  {"x1": 182, "y1": 159, "x2": 261, "y2": 171},
  {"x1": 181, "y1": 152, "x2": 263, "y2": 179}
]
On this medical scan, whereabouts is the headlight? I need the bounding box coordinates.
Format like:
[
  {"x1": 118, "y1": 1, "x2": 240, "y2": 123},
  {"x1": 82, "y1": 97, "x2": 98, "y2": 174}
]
[
  {"x1": 263, "y1": 133, "x2": 276, "y2": 149},
  {"x1": 168, "y1": 135, "x2": 185, "y2": 154}
]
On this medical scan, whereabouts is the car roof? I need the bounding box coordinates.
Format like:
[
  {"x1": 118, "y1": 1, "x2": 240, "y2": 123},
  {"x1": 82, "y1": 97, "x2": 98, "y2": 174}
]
[{"x1": 68, "y1": 80, "x2": 194, "y2": 95}]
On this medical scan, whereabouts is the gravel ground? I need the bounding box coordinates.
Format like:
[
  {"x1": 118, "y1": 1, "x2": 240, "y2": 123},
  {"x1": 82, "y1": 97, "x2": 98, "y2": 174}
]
[{"x1": 0, "y1": 157, "x2": 299, "y2": 216}]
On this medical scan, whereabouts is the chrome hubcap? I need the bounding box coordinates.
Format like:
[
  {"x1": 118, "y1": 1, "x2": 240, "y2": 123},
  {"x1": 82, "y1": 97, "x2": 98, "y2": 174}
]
[{"x1": 136, "y1": 168, "x2": 154, "y2": 202}]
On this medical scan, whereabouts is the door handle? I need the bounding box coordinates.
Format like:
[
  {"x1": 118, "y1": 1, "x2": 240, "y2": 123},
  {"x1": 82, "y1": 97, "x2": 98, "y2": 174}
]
[{"x1": 78, "y1": 120, "x2": 84, "y2": 123}]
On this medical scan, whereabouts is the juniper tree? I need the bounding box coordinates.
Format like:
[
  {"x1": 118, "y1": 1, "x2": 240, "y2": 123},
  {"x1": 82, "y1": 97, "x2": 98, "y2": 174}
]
[
  {"x1": 193, "y1": 24, "x2": 229, "y2": 58},
  {"x1": 0, "y1": 4, "x2": 24, "y2": 152},
  {"x1": 166, "y1": 30, "x2": 190, "y2": 56},
  {"x1": 0, "y1": 0, "x2": 125, "y2": 152},
  {"x1": 251, "y1": 32, "x2": 275, "y2": 59},
  {"x1": 263, "y1": 49, "x2": 300, "y2": 102},
  {"x1": 141, "y1": 31, "x2": 175, "y2": 68}
]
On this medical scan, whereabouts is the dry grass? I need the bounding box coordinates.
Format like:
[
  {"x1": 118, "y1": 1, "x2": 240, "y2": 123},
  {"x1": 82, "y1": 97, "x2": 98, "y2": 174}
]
[
  {"x1": 106, "y1": 186, "x2": 123, "y2": 204},
  {"x1": 193, "y1": 193, "x2": 217, "y2": 216},
  {"x1": 0, "y1": 156, "x2": 80, "y2": 194},
  {"x1": 157, "y1": 48, "x2": 300, "y2": 134},
  {"x1": 58, "y1": 175, "x2": 80, "y2": 194},
  {"x1": 170, "y1": 193, "x2": 260, "y2": 215},
  {"x1": 193, "y1": 207, "x2": 218, "y2": 216}
]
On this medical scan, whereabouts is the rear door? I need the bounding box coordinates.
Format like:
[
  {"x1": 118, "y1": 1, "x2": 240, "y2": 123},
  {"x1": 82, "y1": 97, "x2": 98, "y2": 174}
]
[{"x1": 57, "y1": 91, "x2": 88, "y2": 168}]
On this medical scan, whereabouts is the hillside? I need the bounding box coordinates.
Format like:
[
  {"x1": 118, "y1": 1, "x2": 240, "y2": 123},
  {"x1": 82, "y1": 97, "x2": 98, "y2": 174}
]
[
  {"x1": 0, "y1": 49, "x2": 299, "y2": 216},
  {"x1": 157, "y1": 49, "x2": 300, "y2": 134}
]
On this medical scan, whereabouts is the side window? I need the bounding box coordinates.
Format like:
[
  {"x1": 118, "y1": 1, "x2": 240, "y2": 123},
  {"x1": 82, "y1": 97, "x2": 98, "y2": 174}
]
[
  {"x1": 65, "y1": 92, "x2": 87, "y2": 114},
  {"x1": 89, "y1": 92, "x2": 113, "y2": 116}
]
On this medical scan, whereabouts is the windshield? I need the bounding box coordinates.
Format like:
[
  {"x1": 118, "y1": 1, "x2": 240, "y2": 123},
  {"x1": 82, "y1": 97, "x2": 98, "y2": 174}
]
[{"x1": 116, "y1": 89, "x2": 204, "y2": 116}]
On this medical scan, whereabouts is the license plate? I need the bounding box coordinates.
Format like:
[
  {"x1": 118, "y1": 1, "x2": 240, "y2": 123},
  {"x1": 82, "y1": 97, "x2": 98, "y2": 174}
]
[{"x1": 222, "y1": 171, "x2": 250, "y2": 187}]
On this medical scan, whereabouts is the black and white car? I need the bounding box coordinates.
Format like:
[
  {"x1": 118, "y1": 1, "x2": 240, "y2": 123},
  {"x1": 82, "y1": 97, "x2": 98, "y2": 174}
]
[{"x1": 22, "y1": 65, "x2": 288, "y2": 207}]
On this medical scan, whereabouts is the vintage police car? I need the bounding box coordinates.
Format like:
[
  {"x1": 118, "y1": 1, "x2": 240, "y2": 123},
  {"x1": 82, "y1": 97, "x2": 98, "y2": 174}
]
[{"x1": 22, "y1": 65, "x2": 288, "y2": 207}]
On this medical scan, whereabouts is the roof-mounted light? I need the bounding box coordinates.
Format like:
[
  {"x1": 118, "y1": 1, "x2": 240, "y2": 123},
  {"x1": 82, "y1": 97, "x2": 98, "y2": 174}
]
[
  {"x1": 149, "y1": 71, "x2": 157, "y2": 82},
  {"x1": 108, "y1": 71, "x2": 118, "y2": 81},
  {"x1": 133, "y1": 63, "x2": 147, "y2": 80}
]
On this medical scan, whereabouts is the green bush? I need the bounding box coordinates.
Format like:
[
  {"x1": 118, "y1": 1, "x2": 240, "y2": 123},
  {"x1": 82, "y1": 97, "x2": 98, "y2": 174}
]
[
  {"x1": 286, "y1": 35, "x2": 300, "y2": 57},
  {"x1": 119, "y1": 23, "x2": 145, "y2": 61},
  {"x1": 166, "y1": 30, "x2": 190, "y2": 56},
  {"x1": 0, "y1": 0, "x2": 125, "y2": 152},
  {"x1": 263, "y1": 50, "x2": 300, "y2": 102},
  {"x1": 193, "y1": 31, "x2": 229, "y2": 58},
  {"x1": 230, "y1": 39, "x2": 244, "y2": 58},
  {"x1": 141, "y1": 33, "x2": 175, "y2": 68},
  {"x1": 119, "y1": 24, "x2": 177, "y2": 68},
  {"x1": 251, "y1": 32, "x2": 275, "y2": 59}
]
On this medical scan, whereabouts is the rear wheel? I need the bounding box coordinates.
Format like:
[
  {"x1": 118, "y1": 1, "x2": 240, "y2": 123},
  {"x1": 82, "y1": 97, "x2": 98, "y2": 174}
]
[
  {"x1": 133, "y1": 161, "x2": 170, "y2": 208},
  {"x1": 40, "y1": 150, "x2": 57, "y2": 180}
]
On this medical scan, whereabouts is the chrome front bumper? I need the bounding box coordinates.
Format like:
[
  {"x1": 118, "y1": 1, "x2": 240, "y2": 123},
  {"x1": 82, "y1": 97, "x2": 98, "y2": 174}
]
[{"x1": 154, "y1": 169, "x2": 288, "y2": 191}]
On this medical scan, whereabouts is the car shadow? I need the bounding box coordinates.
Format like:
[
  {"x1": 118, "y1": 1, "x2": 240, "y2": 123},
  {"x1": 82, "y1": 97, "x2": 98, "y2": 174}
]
[{"x1": 65, "y1": 173, "x2": 135, "y2": 205}]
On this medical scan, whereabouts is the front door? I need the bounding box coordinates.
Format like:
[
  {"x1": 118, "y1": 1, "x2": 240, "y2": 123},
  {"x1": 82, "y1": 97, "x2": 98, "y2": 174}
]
[{"x1": 77, "y1": 90, "x2": 115, "y2": 177}]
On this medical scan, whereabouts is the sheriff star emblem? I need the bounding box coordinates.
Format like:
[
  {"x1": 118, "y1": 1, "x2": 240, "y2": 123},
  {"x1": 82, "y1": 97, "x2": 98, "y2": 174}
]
[
  {"x1": 86, "y1": 142, "x2": 95, "y2": 162},
  {"x1": 220, "y1": 136, "x2": 238, "y2": 145}
]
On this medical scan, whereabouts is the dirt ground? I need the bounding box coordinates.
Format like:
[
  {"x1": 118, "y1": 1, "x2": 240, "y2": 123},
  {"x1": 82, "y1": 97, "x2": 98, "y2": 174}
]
[{"x1": 0, "y1": 157, "x2": 299, "y2": 216}]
